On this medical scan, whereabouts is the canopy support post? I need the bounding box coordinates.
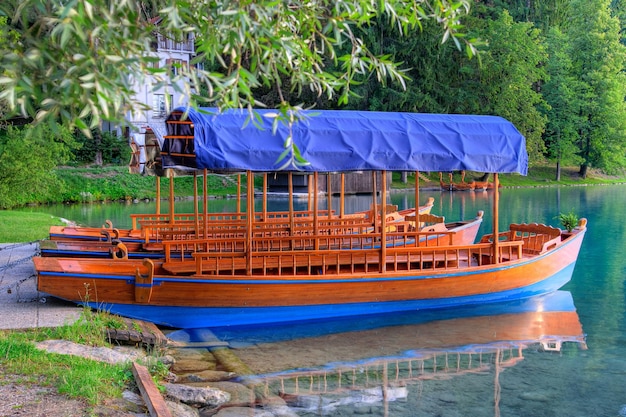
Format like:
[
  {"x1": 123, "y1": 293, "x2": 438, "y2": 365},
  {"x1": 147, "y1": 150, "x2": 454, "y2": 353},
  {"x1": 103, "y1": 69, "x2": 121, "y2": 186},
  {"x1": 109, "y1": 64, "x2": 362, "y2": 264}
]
[
  {"x1": 415, "y1": 171, "x2": 420, "y2": 216},
  {"x1": 289, "y1": 172, "x2": 295, "y2": 245},
  {"x1": 246, "y1": 171, "x2": 254, "y2": 275},
  {"x1": 314, "y1": 172, "x2": 319, "y2": 251},
  {"x1": 155, "y1": 176, "x2": 161, "y2": 215},
  {"x1": 340, "y1": 173, "x2": 345, "y2": 218},
  {"x1": 307, "y1": 174, "x2": 313, "y2": 211},
  {"x1": 203, "y1": 169, "x2": 208, "y2": 239},
  {"x1": 237, "y1": 174, "x2": 242, "y2": 214},
  {"x1": 380, "y1": 170, "x2": 387, "y2": 273},
  {"x1": 168, "y1": 170, "x2": 174, "y2": 224},
  {"x1": 193, "y1": 171, "x2": 199, "y2": 238},
  {"x1": 371, "y1": 172, "x2": 378, "y2": 230},
  {"x1": 493, "y1": 173, "x2": 500, "y2": 264},
  {"x1": 327, "y1": 173, "x2": 332, "y2": 219},
  {"x1": 262, "y1": 173, "x2": 268, "y2": 221}
]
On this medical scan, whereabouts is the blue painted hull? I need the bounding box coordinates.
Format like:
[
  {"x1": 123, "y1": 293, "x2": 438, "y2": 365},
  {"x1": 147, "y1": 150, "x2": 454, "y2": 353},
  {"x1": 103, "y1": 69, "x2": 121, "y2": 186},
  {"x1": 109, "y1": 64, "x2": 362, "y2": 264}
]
[{"x1": 85, "y1": 262, "x2": 578, "y2": 329}]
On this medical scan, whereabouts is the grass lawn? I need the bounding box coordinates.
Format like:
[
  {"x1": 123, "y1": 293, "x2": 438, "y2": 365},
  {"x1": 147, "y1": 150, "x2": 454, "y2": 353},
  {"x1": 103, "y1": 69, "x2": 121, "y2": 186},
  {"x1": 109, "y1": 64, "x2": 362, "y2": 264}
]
[{"x1": 0, "y1": 211, "x2": 65, "y2": 243}]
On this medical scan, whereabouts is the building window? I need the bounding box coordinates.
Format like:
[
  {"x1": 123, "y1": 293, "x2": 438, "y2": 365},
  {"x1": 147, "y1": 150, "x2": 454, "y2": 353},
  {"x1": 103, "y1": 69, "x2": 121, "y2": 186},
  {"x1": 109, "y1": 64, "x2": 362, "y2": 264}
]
[
  {"x1": 153, "y1": 94, "x2": 172, "y2": 118},
  {"x1": 166, "y1": 59, "x2": 187, "y2": 76}
]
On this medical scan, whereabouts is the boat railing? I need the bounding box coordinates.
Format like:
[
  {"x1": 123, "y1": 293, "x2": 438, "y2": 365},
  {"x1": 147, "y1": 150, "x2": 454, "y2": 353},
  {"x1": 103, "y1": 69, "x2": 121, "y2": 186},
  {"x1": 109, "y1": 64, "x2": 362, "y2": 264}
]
[
  {"x1": 162, "y1": 239, "x2": 525, "y2": 276},
  {"x1": 133, "y1": 212, "x2": 371, "y2": 243},
  {"x1": 129, "y1": 210, "x2": 431, "y2": 248},
  {"x1": 131, "y1": 212, "x2": 248, "y2": 231},
  {"x1": 130, "y1": 210, "x2": 341, "y2": 231},
  {"x1": 131, "y1": 209, "x2": 453, "y2": 246},
  {"x1": 157, "y1": 223, "x2": 462, "y2": 261},
  {"x1": 256, "y1": 210, "x2": 337, "y2": 221},
  {"x1": 140, "y1": 215, "x2": 377, "y2": 246},
  {"x1": 141, "y1": 220, "x2": 250, "y2": 246}
]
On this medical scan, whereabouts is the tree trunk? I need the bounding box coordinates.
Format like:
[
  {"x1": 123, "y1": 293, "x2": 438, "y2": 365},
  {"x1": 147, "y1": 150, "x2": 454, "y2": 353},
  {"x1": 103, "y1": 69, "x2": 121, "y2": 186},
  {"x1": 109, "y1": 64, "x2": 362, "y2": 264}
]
[
  {"x1": 477, "y1": 173, "x2": 490, "y2": 182},
  {"x1": 555, "y1": 160, "x2": 561, "y2": 181},
  {"x1": 579, "y1": 163, "x2": 588, "y2": 179},
  {"x1": 94, "y1": 130, "x2": 103, "y2": 166},
  {"x1": 400, "y1": 172, "x2": 407, "y2": 184}
]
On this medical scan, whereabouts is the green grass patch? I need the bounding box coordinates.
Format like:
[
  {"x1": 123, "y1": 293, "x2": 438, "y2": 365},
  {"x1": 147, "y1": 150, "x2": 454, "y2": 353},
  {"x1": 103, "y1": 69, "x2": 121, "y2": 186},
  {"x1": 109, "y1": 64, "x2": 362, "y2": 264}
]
[
  {"x1": 0, "y1": 308, "x2": 135, "y2": 405},
  {"x1": 0, "y1": 211, "x2": 65, "y2": 243},
  {"x1": 54, "y1": 166, "x2": 242, "y2": 203},
  {"x1": 0, "y1": 337, "x2": 130, "y2": 404}
]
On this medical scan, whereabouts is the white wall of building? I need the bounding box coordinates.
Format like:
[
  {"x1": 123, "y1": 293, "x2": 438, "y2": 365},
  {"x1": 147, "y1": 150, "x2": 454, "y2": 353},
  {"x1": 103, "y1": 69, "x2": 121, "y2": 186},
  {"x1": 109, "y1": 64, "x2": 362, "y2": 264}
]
[{"x1": 122, "y1": 30, "x2": 196, "y2": 173}]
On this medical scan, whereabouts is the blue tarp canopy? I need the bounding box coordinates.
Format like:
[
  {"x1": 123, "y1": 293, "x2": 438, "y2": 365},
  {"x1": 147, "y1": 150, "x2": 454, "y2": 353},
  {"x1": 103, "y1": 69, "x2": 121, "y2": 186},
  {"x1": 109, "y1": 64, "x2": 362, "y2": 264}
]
[{"x1": 165, "y1": 108, "x2": 528, "y2": 175}]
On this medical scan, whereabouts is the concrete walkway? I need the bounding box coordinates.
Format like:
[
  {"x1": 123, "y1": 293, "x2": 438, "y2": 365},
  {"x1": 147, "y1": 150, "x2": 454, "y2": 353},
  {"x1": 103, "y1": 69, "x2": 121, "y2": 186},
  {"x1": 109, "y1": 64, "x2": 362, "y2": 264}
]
[{"x1": 0, "y1": 242, "x2": 81, "y2": 329}]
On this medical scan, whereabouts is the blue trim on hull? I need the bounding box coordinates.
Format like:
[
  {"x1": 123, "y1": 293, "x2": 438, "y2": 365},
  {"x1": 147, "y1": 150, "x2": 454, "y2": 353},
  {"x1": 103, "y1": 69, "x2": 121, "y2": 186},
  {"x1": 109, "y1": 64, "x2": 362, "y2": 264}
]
[{"x1": 86, "y1": 263, "x2": 577, "y2": 329}]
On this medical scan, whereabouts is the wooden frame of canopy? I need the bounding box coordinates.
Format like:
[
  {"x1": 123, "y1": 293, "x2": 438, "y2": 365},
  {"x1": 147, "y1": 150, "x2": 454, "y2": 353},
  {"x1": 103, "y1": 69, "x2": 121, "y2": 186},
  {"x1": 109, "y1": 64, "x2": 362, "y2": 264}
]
[{"x1": 157, "y1": 112, "x2": 505, "y2": 268}]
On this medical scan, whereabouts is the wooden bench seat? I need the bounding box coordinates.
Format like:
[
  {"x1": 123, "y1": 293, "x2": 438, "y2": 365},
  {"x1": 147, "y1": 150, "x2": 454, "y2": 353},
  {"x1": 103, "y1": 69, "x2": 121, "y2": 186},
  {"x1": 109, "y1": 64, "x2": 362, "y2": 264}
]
[
  {"x1": 480, "y1": 223, "x2": 562, "y2": 256},
  {"x1": 509, "y1": 223, "x2": 562, "y2": 255},
  {"x1": 404, "y1": 213, "x2": 447, "y2": 233}
]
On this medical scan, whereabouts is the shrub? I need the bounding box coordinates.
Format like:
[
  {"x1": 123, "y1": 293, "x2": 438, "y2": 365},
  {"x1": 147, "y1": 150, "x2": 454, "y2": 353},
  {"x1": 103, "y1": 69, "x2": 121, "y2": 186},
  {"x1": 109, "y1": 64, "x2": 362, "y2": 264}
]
[{"x1": 0, "y1": 124, "x2": 77, "y2": 208}]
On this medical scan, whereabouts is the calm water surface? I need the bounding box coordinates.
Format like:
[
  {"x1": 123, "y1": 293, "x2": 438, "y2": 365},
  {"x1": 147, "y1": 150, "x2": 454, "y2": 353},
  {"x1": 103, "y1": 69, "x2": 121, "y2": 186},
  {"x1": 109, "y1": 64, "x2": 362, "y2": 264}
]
[{"x1": 18, "y1": 185, "x2": 626, "y2": 416}]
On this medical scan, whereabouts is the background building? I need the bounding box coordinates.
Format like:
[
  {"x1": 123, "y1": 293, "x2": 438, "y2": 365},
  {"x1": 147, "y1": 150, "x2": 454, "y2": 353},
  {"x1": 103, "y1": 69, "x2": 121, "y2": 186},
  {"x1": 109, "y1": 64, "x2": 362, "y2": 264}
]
[{"x1": 110, "y1": 20, "x2": 196, "y2": 174}]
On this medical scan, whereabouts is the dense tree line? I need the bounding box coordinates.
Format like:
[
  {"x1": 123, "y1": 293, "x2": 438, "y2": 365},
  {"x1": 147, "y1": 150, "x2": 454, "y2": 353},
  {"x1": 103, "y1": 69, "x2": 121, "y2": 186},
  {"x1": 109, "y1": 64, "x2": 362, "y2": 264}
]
[
  {"x1": 297, "y1": 0, "x2": 626, "y2": 179},
  {"x1": 226, "y1": 1, "x2": 626, "y2": 179}
]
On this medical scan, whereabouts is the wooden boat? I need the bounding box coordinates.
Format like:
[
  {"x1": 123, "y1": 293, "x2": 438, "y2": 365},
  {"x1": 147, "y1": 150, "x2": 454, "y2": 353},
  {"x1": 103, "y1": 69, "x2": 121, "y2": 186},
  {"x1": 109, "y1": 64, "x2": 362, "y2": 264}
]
[
  {"x1": 39, "y1": 210, "x2": 484, "y2": 258},
  {"x1": 440, "y1": 171, "x2": 475, "y2": 191},
  {"x1": 47, "y1": 199, "x2": 435, "y2": 244},
  {"x1": 33, "y1": 108, "x2": 587, "y2": 328}
]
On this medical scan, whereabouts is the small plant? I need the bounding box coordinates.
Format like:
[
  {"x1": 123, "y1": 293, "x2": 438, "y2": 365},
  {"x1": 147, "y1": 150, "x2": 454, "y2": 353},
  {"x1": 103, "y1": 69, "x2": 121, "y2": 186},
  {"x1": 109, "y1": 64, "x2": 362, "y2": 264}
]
[{"x1": 557, "y1": 210, "x2": 579, "y2": 232}]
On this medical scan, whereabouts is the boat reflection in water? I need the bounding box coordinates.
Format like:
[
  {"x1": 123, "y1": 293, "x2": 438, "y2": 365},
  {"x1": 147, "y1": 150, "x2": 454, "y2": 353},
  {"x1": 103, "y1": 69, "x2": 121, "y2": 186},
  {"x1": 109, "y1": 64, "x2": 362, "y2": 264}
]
[{"x1": 170, "y1": 291, "x2": 586, "y2": 416}]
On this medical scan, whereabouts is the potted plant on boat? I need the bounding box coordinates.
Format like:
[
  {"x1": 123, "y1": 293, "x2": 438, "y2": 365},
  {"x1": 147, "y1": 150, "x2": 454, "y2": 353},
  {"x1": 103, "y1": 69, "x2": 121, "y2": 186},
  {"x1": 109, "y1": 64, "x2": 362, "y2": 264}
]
[{"x1": 558, "y1": 210, "x2": 579, "y2": 235}]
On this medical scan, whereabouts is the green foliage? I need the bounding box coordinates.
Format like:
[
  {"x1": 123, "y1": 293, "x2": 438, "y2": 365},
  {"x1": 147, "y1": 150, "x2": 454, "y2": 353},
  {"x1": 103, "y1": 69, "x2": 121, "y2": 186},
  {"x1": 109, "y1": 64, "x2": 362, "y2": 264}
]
[
  {"x1": 557, "y1": 210, "x2": 579, "y2": 232},
  {"x1": 542, "y1": 27, "x2": 584, "y2": 172},
  {"x1": 565, "y1": 0, "x2": 626, "y2": 177},
  {"x1": 347, "y1": 18, "x2": 480, "y2": 115},
  {"x1": 476, "y1": 11, "x2": 548, "y2": 163},
  {"x1": 0, "y1": 123, "x2": 78, "y2": 208},
  {"x1": 2, "y1": 1, "x2": 626, "y2": 176},
  {"x1": 0, "y1": 165, "x2": 243, "y2": 208},
  {"x1": 46, "y1": 301, "x2": 126, "y2": 347},
  {"x1": 72, "y1": 130, "x2": 130, "y2": 165},
  {"x1": 0, "y1": 0, "x2": 473, "y2": 168},
  {"x1": 492, "y1": 0, "x2": 571, "y2": 31}
]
